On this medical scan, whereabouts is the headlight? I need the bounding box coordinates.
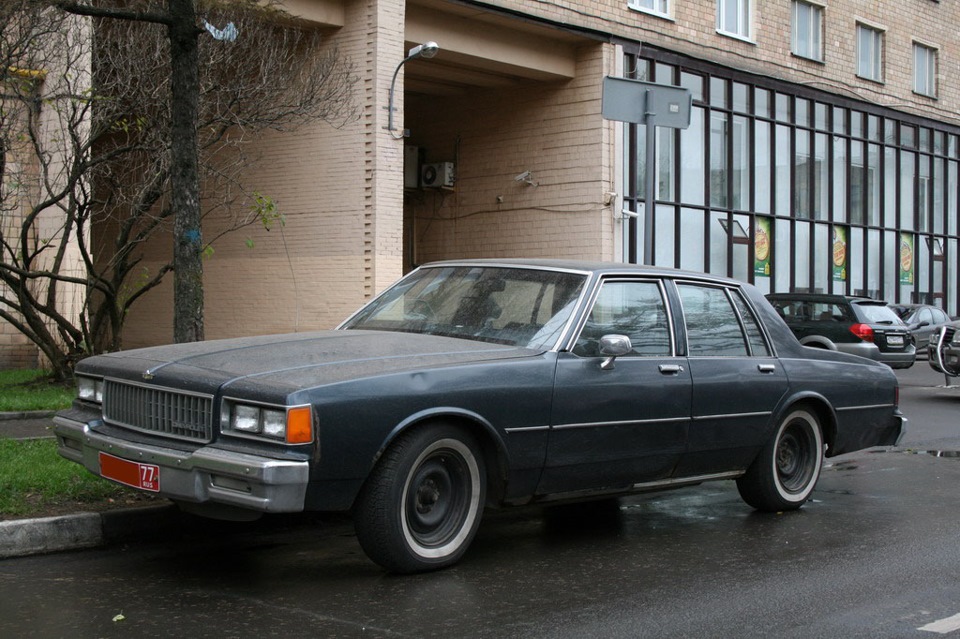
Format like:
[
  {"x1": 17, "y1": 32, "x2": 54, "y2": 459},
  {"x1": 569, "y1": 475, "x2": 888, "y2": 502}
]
[
  {"x1": 221, "y1": 400, "x2": 313, "y2": 444},
  {"x1": 76, "y1": 376, "x2": 104, "y2": 403}
]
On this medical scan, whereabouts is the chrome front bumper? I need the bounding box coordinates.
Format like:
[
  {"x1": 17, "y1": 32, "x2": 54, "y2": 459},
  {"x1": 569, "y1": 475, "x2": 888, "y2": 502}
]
[{"x1": 54, "y1": 415, "x2": 309, "y2": 514}]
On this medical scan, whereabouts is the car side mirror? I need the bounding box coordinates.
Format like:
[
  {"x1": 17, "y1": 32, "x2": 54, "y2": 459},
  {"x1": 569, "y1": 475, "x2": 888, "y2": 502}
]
[{"x1": 599, "y1": 334, "x2": 632, "y2": 370}]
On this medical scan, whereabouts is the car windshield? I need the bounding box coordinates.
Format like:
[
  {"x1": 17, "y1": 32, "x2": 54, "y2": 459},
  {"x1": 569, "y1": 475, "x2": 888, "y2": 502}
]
[{"x1": 342, "y1": 266, "x2": 587, "y2": 348}]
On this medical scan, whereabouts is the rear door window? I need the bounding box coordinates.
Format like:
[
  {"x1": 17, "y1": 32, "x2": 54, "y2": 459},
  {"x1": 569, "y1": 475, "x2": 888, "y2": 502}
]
[{"x1": 678, "y1": 284, "x2": 752, "y2": 357}]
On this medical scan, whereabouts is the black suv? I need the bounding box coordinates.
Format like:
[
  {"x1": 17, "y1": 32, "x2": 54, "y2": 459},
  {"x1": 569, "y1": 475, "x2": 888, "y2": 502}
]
[{"x1": 766, "y1": 293, "x2": 915, "y2": 369}]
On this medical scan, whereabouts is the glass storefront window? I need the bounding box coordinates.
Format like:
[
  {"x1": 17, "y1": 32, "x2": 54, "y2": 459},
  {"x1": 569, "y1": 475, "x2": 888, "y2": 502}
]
[
  {"x1": 867, "y1": 143, "x2": 881, "y2": 226},
  {"x1": 832, "y1": 106, "x2": 846, "y2": 134},
  {"x1": 680, "y1": 108, "x2": 706, "y2": 205},
  {"x1": 754, "y1": 120, "x2": 772, "y2": 214},
  {"x1": 775, "y1": 125, "x2": 791, "y2": 215},
  {"x1": 949, "y1": 161, "x2": 958, "y2": 236},
  {"x1": 681, "y1": 72, "x2": 704, "y2": 101},
  {"x1": 902, "y1": 125, "x2": 916, "y2": 148},
  {"x1": 901, "y1": 151, "x2": 915, "y2": 230},
  {"x1": 850, "y1": 141, "x2": 864, "y2": 225},
  {"x1": 884, "y1": 231, "x2": 897, "y2": 301},
  {"x1": 710, "y1": 112, "x2": 729, "y2": 208},
  {"x1": 934, "y1": 158, "x2": 945, "y2": 234},
  {"x1": 814, "y1": 103, "x2": 828, "y2": 130},
  {"x1": 755, "y1": 88, "x2": 770, "y2": 118},
  {"x1": 655, "y1": 204, "x2": 676, "y2": 266},
  {"x1": 918, "y1": 155, "x2": 930, "y2": 232},
  {"x1": 775, "y1": 219, "x2": 791, "y2": 292},
  {"x1": 732, "y1": 115, "x2": 749, "y2": 210},
  {"x1": 795, "y1": 129, "x2": 811, "y2": 219},
  {"x1": 884, "y1": 119, "x2": 897, "y2": 145},
  {"x1": 795, "y1": 221, "x2": 810, "y2": 290},
  {"x1": 658, "y1": 127, "x2": 675, "y2": 201},
  {"x1": 868, "y1": 115, "x2": 880, "y2": 142},
  {"x1": 884, "y1": 147, "x2": 897, "y2": 228},
  {"x1": 814, "y1": 223, "x2": 829, "y2": 293},
  {"x1": 795, "y1": 98, "x2": 810, "y2": 127},
  {"x1": 850, "y1": 111, "x2": 863, "y2": 139},
  {"x1": 710, "y1": 77, "x2": 728, "y2": 109},
  {"x1": 619, "y1": 52, "x2": 959, "y2": 315},
  {"x1": 680, "y1": 208, "x2": 706, "y2": 272},
  {"x1": 733, "y1": 82, "x2": 749, "y2": 113},
  {"x1": 775, "y1": 93, "x2": 790, "y2": 121},
  {"x1": 815, "y1": 133, "x2": 829, "y2": 220},
  {"x1": 833, "y1": 135, "x2": 847, "y2": 222},
  {"x1": 709, "y1": 211, "x2": 729, "y2": 275}
]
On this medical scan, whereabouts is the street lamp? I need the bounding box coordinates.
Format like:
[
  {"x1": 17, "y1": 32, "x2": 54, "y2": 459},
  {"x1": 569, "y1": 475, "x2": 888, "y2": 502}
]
[{"x1": 387, "y1": 41, "x2": 439, "y2": 138}]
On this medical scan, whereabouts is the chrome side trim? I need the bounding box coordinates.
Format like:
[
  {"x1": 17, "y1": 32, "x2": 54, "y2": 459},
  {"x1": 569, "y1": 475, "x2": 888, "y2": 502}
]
[
  {"x1": 504, "y1": 425, "x2": 551, "y2": 434},
  {"x1": 553, "y1": 416, "x2": 689, "y2": 430},
  {"x1": 835, "y1": 403, "x2": 896, "y2": 412},
  {"x1": 692, "y1": 410, "x2": 771, "y2": 421}
]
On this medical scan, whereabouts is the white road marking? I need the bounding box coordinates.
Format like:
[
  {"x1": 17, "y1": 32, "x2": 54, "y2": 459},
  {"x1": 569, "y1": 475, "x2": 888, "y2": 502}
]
[{"x1": 919, "y1": 613, "x2": 960, "y2": 634}]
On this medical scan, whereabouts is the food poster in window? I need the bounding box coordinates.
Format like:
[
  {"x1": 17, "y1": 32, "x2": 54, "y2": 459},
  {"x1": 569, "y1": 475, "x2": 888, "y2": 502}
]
[
  {"x1": 832, "y1": 226, "x2": 847, "y2": 281},
  {"x1": 754, "y1": 216, "x2": 771, "y2": 277},
  {"x1": 899, "y1": 232, "x2": 915, "y2": 285}
]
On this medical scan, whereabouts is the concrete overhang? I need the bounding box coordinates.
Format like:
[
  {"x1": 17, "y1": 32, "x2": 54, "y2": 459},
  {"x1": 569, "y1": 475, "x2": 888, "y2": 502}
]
[
  {"x1": 405, "y1": 0, "x2": 587, "y2": 94},
  {"x1": 281, "y1": 0, "x2": 345, "y2": 28}
]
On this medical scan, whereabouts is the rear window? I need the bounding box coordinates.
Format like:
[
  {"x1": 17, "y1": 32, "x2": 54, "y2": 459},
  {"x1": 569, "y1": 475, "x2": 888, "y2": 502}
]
[{"x1": 855, "y1": 303, "x2": 902, "y2": 324}]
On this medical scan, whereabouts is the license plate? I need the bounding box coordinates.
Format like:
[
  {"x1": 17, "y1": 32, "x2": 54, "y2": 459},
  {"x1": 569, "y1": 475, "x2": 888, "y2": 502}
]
[
  {"x1": 99, "y1": 452, "x2": 160, "y2": 492},
  {"x1": 887, "y1": 335, "x2": 905, "y2": 346}
]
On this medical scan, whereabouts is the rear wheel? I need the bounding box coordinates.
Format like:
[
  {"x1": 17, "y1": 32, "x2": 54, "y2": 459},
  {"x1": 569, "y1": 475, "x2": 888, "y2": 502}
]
[
  {"x1": 354, "y1": 424, "x2": 486, "y2": 573},
  {"x1": 737, "y1": 407, "x2": 824, "y2": 512}
]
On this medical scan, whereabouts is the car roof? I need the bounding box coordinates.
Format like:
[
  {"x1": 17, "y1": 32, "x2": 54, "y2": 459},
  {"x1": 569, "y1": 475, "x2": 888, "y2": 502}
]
[
  {"x1": 765, "y1": 292, "x2": 874, "y2": 303},
  {"x1": 420, "y1": 259, "x2": 740, "y2": 286}
]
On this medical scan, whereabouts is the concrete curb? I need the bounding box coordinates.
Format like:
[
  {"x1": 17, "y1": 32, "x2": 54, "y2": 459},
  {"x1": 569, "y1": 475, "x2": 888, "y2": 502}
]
[
  {"x1": 0, "y1": 504, "x2": 181, "y2": 559},
  {"x1": 0, "y1": 411, "x2": 55, "y2": 421}
]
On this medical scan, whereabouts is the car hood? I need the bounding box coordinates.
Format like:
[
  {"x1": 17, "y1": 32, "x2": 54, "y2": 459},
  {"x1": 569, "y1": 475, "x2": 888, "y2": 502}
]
[{"x1": 78, "y1": 330, "x2": 541, "y2": 397}]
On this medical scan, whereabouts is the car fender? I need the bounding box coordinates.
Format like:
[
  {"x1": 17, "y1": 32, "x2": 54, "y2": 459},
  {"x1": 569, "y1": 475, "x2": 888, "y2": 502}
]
[
  {"x1": 768, "y1": 390, "x2": 839, "y2": 453},
  {"x1": 375, "y1": 407, "x2": 511, "y2": 480}
]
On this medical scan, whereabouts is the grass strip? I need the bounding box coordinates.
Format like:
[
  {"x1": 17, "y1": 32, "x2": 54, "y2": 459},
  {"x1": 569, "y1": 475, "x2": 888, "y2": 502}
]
[
  {"x1": 0, "y1": 369, "x2": 74, "y2": 412},
  {"x1": 0, "y1": 439, "x2": 132, "y2": 517}
]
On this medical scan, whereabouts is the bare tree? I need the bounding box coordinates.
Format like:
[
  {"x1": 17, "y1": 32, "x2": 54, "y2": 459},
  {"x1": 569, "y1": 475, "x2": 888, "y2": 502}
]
[{"x1": 0, "y1": 0, "x2": 356, "y2": 379}]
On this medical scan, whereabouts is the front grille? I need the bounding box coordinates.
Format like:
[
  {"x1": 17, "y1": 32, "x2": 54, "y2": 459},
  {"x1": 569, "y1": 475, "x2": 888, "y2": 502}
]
[{"x1": 103, "y1": 379, "x2": 214, "y2": 443}]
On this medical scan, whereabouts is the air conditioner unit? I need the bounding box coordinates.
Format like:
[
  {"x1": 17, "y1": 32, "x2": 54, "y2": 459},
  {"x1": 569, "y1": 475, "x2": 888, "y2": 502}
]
[{"x1": 421, "y1": 162, "x2": 455, "y2": 188}]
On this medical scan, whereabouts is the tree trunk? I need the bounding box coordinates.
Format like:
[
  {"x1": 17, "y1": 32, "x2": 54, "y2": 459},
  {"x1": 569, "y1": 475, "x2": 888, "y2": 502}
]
[{"x1": 168, "y1": 0, "x2": 204, "y2": 343}]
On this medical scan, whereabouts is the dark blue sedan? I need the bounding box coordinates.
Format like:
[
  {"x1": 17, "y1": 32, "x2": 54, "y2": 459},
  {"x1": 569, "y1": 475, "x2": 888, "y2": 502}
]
[{"x1": 55, "y1": 260, "x2": 905, "y2": 572}]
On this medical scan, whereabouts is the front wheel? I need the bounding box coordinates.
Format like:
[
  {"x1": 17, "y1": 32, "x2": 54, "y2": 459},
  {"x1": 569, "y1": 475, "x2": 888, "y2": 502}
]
[
  {"x1": 737, "y1": 407, "x2": 824, "y2": 512},
  {"x1": 354, "y1": 424, "x2": 486, "y2": 573}
]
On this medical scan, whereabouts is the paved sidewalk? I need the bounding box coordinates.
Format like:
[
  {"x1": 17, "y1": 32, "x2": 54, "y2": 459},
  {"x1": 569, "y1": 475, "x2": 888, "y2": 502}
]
[{"x1": 0, "y1": 411, "x2": 56, "y2": 439}]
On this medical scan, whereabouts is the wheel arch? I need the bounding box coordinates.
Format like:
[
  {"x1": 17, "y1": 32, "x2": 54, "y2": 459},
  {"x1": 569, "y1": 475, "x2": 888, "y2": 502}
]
[
  {"x1": 798, "y1": 335, "x2": 836, "y2": 350},
  {"x1": 372, "y1": 408, "x2": 510, "y2": 504},
  {"x1": 772, "y1": 393, "x2": 837, "y2": 456}
]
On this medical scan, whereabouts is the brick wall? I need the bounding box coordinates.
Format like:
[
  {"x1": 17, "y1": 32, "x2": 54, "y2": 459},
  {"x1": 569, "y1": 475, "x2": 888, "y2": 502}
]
[
  {"x1": 407, "y1": 42, "x2": 619, "y2": 263},
  {"x1": 119, "y1": 0, "x2": 406, "y2": 348}
]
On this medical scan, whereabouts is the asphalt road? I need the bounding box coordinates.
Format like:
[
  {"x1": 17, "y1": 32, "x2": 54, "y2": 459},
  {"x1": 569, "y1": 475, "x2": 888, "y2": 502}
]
[{"x1": 1, "y1": 363, "x2": 959, "y2": 638}]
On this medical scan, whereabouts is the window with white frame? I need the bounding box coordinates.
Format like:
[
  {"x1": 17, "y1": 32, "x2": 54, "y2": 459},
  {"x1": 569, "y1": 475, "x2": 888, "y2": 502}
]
[
  {"x1": 792, "y1": 1, "x2": 823, "y2": 61},
  {"x1": 857, "y1": 23, "x2": 883, "y2": 82},
  {"x1": 914, "y1": 42, "x2": 937, "y2": 97},
  {"x1": 629, "y1": 0, "x2": 670, "y2": 18},
  {"x1": 717, "y1": 0, "x2": 751, "y2": 40}
]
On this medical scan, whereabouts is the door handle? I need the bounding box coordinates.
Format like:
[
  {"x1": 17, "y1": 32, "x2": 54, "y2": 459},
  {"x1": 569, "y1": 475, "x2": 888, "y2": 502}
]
[
  {"x1": 658, "y1": 364, "x2": 684, "y2": 375},
  {"x1": 757, "y1": 364, "x2": 776, "y2": 373}
]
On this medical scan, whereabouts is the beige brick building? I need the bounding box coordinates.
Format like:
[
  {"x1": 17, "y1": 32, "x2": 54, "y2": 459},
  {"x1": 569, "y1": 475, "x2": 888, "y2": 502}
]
[{"x1": 5, "y1": 0, "x2": 960, "y2": 363}]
